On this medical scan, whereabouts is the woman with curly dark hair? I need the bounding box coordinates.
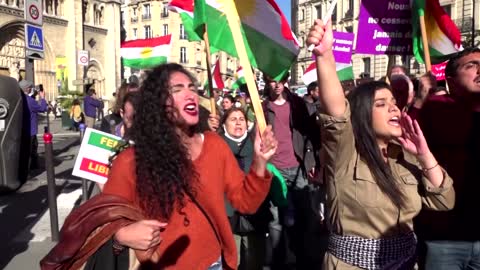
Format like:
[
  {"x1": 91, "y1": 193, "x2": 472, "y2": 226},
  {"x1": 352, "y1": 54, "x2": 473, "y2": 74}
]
[{"x1": 103, "y1": 63, "x2": 277, "y2": 270}]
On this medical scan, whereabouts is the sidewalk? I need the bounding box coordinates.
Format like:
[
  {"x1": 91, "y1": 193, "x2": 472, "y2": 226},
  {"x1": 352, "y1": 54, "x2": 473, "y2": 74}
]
[{"x1": 0, "y1": 117, "x2": 85, "y2": 269}]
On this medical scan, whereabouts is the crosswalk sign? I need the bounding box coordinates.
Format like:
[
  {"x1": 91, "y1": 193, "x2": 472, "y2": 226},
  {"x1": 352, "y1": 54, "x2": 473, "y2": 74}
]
[{"x1": 25, "y1": 24, "x2": 44, "y2": 52}]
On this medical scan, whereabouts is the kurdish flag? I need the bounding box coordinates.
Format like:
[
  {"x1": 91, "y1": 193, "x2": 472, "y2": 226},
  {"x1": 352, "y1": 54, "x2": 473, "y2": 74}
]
[
  {"x1": 231, "y1": 67, "x2": 246, "y2": 89},
  {"x1": 121, "y1": 35, "x2": 172, "y2": 69},
  {"x1": 193, "y1": 0, "x2": 299, "y2": 81},
  {"x1": 302, "y1": 62, "x2": 354, "y2": 86},
  {"x1": 411, "y1": 0, "x2": 463, "y2": 64},
  {"x1": 204, "y1": 59, "x2": 225, "y2": 91},
  {"x1": 168, "y1": 0, "x2": 201, "y2": 41}
]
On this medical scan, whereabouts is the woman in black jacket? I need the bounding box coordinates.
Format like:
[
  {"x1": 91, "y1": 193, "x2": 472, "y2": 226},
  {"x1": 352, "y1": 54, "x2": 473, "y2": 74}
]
[{"x1": 220, "y1": 107, "x2": 272, "y2": 270}]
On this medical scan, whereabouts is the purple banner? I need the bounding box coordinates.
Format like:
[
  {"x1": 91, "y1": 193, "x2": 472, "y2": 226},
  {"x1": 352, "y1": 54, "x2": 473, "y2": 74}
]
[
  {"x1": 355, "y1": 0, "x2": 412, "y2": 55},
  {"x1": 332, "y1": 31, "x2": 354, "y2": 64},
  {"x1": 312, "y1": 31, "x2": 354, "y2": 64}
]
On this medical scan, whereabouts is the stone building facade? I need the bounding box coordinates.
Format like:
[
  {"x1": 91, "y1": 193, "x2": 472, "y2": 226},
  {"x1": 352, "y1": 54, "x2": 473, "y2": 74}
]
[
  {"x1": 0, "y1": 0, "x2": 122, "y2": 106},
  {"x1": 291, "y1": 0, "x2": 480, "y2": 86}
]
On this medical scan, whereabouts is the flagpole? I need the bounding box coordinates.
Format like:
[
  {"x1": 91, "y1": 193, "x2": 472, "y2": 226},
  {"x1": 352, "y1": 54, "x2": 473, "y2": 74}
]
[
  {"x1": 218, "y1": 0, "x2": 267, "y2": 133},
  {"x1": 419, "y1": 15, "x2": 432, "y2": 71},
  {"x1": 385, "y1": 55, "x2": 395, "y2": 84},
  {"x1": 203, "y1": 27, "x2": 217, "y2": 115}
]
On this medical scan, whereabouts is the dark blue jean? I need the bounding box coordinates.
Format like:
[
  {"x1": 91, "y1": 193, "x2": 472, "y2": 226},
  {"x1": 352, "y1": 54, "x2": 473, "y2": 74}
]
[
  {"x1": 425, "y1": 240, "x2": 480, "y2": 270},
  {"x1": 266, "y1": 167, "x2": 324, "y2": 269}
]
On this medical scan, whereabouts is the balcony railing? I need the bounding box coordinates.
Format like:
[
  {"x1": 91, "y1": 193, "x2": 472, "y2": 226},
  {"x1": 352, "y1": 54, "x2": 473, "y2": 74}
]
[
  {"x1": 131, "y1": 17, "x2": 138, "y2": 23},
  {"x1": 142, "y1": 14, "x2": 152, "y2": 20},
  {"x1": 161, "y1": 12, "x2": 169, "y2": 18},
  {"x1": 454, "y1": 17, "x2": 473, "y2": 33},
  {"x1": 180, "y1": 34, "x2": 188, "y2": 40}
]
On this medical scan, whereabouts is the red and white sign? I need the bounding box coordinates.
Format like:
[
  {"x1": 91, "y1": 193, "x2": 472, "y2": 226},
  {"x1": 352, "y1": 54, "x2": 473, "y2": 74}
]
[
  {"x1": 78, "y1": 50, "x2": 89, "y2": 66},
  {"x1": 25, "y1": 0, "x2": 43, "y2": 25},
  {"x1": 432, "y1": 62, "x2": 447, "y2": 81}
]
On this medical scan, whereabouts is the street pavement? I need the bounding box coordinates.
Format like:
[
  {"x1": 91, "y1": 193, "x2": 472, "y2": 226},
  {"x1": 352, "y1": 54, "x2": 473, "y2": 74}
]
[{"x1": 0, "y1": 115, "x2": 87, "y2": 269}]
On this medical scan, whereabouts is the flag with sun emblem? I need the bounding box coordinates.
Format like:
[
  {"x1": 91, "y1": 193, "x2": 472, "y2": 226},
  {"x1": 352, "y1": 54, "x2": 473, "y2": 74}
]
[
  {"x1": 193, "y1": 0, "x2": 299, "y2": 81},
  {"x1": 121, "y1": 35, "x2": 172, "y2": 69},
  {"x1": 231, "y1": 66, "x2": 246, "y2": 89}
]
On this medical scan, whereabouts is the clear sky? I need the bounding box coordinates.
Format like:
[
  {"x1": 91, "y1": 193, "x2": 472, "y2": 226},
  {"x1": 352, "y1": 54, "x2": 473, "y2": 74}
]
[{"x1": 277, "y1": 0, "x2": 292, "y2": 24}]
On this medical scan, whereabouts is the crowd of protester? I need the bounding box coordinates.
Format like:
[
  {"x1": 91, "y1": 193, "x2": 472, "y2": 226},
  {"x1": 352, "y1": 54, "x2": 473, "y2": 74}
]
[{"x1": 38, "y1": 18, "x2": 480, "y2": 270}]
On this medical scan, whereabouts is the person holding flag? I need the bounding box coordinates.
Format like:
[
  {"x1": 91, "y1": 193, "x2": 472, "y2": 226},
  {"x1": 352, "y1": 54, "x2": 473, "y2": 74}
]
[
  {"x1": 307, "y1": 19, "x2": 455, "y2": 269},
  {"x1": 102, "y1": 63, "x2": 278, "y2": 269}
]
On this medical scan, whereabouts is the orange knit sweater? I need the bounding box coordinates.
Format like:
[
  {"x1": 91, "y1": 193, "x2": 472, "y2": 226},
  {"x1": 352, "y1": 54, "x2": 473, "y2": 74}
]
[{"x1": 103, "y1": 132, "x2": 272, "y2": 270}]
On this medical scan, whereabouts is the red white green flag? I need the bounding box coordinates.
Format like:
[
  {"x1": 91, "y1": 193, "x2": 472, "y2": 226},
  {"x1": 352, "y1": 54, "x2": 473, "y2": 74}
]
[
  {"x1": 302, "y1": 62, "x2": 354, "y2": 86},
  {"x1": 121, "y1": 35, "x2": 172, "y2": 69},
  {"x1": 231, "y1": 66, "x2": 246, "y2": 89},
  {"x1": 193, "y1": 0, "x2": 299, "y2": 81},
  {"x1": 411, "y1": 0, "x2": 463, "y2": 64},
  {"x1": 204, "y1": 59, "x2": 225, "y2": 90},
  {"x1": 168, "y1": 0, "x2": 201, "y2": 41}
]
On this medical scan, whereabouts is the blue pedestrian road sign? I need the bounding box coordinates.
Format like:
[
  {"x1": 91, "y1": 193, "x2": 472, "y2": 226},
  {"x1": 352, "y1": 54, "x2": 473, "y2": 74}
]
[{"x1": 25, "y1": 24, "x2": 44, "y2": 52}]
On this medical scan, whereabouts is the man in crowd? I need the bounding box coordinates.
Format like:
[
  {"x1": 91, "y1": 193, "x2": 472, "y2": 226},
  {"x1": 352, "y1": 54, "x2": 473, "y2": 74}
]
[
  {"x1": 83, "y1": 88, "x2": 104, "y2": 128},
  {"x1": 262, "y1": 72, "x2": 320, "y2": 269},
  {"x1": 20, "y1": 80, "x2": 48, "y2": 170},
  {"x1": 416, "y1": 47, "x2": 480, "y2": 270},
  {"x1": 303, "y1": 81, "x2": 321, "y2": 116}
]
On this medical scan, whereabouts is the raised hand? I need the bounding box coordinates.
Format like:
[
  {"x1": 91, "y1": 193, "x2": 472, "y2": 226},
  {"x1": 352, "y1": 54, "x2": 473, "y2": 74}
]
[
  {"x1": 306, "y1": 19, "x2": 334, "y2": 57},
  {"x1": 397, "y1": 112, "x2": 430, "y2": 156},
  {"x1": 114, "y1": 219, "x2": 167, "y2": 251},
  {"x1": 253, "y1": 125, "x2": 277, "y2": 165},
  {"x1": 207, "y1": 113, "x2": 220, "y2": 132}
]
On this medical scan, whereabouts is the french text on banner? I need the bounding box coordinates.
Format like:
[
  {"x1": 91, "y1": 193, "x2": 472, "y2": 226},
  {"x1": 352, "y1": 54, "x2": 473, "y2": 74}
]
[
  {"x1": 79, "y1": 158, "x2": 110, "y2": 178},
  {"x1": 356, "y1": 0, "x2": 412, "y2": 55}
]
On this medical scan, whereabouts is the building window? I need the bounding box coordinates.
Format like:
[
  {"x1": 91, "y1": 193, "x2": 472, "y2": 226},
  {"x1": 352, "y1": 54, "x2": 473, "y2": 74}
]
[
  {"x1": 121, "y1": 11, "x2": 125, "y2": 25},
  {"x1": 316, "y1": 5, "x2": 321, "y2": 19},
  {"x1": 180, "y1": 47, "x2": 187, "y2": 63},
  {"x1": 346, "y1": 26, "x2": 353, "y2": 33},
  {"x1": 163, "y1": 24, "x2": 169, "y2": 36},
  {"x1": 442, "y1": 4, "x2": 452, "y2": 17},
  {"x1": 180, "y1": 24, "x2": 187, "y2": 39},
  {"x1": 299, "y1": 9, "x2": 305, "y2": 21},
  {"x1": 363, "y1": 57, "x2": 371, "y2": 76},
  {"x1": 162, "y1": 4, "x2": 169, "y2": 17},
  {"x1": 143, "y1": 4, "x2": 151, "y2": 20},
  {"x1": 131, "y1": 7, "x2": 138, "y2": 23},
  {"x1": 133, "y1": 28, "x2": 138, "y2": 39},
  {"x1": 332, "y1": 6, "x2": 337, "y2": 23},
  {"x1": 145, "y1": 25, "x2": 152, "y2": 38}
]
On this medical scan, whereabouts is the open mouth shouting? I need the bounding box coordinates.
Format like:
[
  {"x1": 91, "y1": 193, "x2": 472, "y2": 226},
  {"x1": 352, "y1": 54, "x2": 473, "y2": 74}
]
[
  {"x1": 388, "y1": 116, "x2": 400, "y2": 127},
  {"x1": 184, "y1": 102, "x2": 198, "y2": 116}
]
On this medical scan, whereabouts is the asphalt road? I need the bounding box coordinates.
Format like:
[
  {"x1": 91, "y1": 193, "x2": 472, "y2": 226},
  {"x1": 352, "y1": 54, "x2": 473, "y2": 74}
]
[{"x1": 0, "y1": 116, "x2": 85, "y2": 269}]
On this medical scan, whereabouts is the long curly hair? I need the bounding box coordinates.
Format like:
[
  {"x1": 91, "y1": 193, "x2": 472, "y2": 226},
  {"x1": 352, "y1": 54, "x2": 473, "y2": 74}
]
[{"x1": 130, "y1": 63, "x2": 198, "y2": 220}]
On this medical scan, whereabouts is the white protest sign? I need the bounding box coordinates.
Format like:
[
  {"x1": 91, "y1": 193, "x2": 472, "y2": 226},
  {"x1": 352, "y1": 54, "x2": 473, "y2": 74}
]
[{"x1": 72, "y1": 128, "x2": 122, "y2": 184}]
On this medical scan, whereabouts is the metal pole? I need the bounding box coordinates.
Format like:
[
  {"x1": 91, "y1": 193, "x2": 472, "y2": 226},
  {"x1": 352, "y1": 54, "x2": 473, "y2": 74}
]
[
  {"x1": 472, "y1": 0, "x2": 476, "y2": 48},
  {"x1": 109, "y1": 119, "x2": 116, "y2": 135},
  {"x1": 79, "y1": 123, "x2": 88, "y2": 202},
  {"x1": 43, "y1": 127, "x2": 59, "y2": 242},
  {"x1": 82, "y1": 0, "x2": 88, "y2": 94},
  {"x1": 46, "y1": 110, "x2": 50, "y2": 132}
]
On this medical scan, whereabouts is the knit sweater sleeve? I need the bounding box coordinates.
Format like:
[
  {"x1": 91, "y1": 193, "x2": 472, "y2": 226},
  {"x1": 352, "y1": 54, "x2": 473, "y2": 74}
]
[
  {"x1": 214, "y1": 134, "x2": 272, "y2": 214},
  {"x1": 103, "y1": 148, "x2": 137, "y2": 203}
]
